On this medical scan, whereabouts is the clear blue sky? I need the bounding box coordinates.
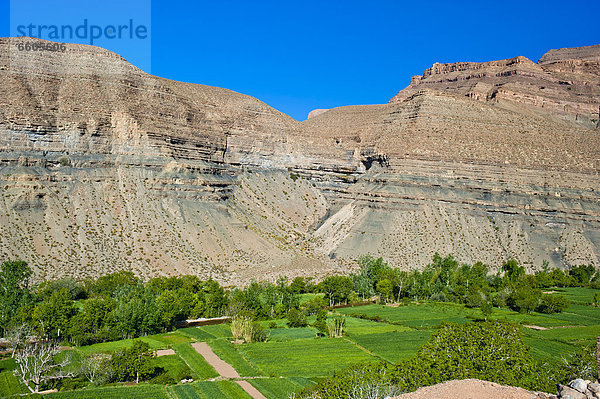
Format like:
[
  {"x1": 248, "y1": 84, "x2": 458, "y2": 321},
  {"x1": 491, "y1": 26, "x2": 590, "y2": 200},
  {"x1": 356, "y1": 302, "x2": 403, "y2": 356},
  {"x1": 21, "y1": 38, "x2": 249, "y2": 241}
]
[{"x1": 2, "y1": 0, "x2": 599, "y2": 120}]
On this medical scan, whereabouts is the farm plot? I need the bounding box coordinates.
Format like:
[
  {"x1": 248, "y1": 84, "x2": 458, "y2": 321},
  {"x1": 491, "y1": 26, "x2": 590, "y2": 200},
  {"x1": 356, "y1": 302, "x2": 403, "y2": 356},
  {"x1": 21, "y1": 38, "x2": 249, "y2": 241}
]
[
  {"x1": 348, "y1": 330, "x2": 432, "y2": 363},
  {"x1": 0, "y1": 371, "x2": 28, "y2": 397},
  {"x1": 153, "y1": 353, "x2": 198, "y2": 381},
  {"x1": 172, "y1": 343, "x2": 219, "y2": 379},
  {"x1": 77, "y1": 336, "x2": 166, "y2": 355},
  {"x1": 46, "y1": 384, "x2": 169, "y2": 399},
  {"x1": 207, "y1": 339, "x2": 260, "y2": 377},
  {"x1": 249, "y1": 377, "x2": 316, "y2": 399},
  {"x1": 172, "y1": 381, "x2": 252, "y2": 398},
  {"x1": 239, "y1": 337, "x2": 376, "y2": 377}
]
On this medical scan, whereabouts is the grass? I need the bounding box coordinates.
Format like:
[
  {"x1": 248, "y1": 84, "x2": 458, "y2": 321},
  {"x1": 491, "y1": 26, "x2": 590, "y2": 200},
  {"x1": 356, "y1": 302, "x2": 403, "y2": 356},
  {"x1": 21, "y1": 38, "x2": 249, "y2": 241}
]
[
  {"x1": 336, "y1": 303, "x2": 476, "y2": 328},
  {"x1": 0, "y1": 357, "x2": 17, "y2": 372},
  {"x1": 179, "y1": 327, "x2": 217, "y2": 341},
  {"x1": 207, "y1": 339, "x2": 259, "y2": 377},
  {"x1": 523, "y1": 325, "x2": 600, "y2": 345},
  {"x1": 239, "y1": 338, "x2": 376, "y2": 377},
  {"x1": 248, "y1": 377, "x2": 316, "y2": 399},
  {"x1": 46, "y1": 384, "x2": 169, "y2": 399},
  {"x1": 153, "y1": 354, "x2": 197, "y2": 380},
  {"x1": 172, "y1": 343, "x2": 219, "y2": 380},
  {"x1": 299, "y1": 293, "x2": 325, "y2": 305},
  {"x1": 343, "y1": 316, "x2": 411, "y2": 336},
  {"x1": 348, "y1": 330, "x2": 432, "y2": 363},
  {"x1": 523, "y1": 337, "x2": 578, "y2": 361},
  {"x1": 183, "y1": 381, "x2": 252, "y2": 398},
  {"x1": 197, "y1": 324, "x2": 232, "y2": 339},
  {"x1": 268, "y1": 327, "x2": 318, "y2": 341},
  {"x1": 553, "y1": 287, "x2": 599, "y2": 304},
  {"x1": 152, "y1": 332, "x2": 194, "y2": 345},
  {"x1": 77, "y1": 336, "x2": 166, "y2": 355},
  {"x1": 0, "y1": 370, "x2": 29, "y2": 397}
]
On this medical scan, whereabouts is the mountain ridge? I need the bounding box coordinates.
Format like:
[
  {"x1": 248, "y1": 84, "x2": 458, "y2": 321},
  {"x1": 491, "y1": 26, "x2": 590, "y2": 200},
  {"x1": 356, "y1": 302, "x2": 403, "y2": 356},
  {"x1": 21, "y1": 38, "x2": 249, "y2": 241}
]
[{"x1": 1, "y1": 37, "x2": 598, "y2": 283}]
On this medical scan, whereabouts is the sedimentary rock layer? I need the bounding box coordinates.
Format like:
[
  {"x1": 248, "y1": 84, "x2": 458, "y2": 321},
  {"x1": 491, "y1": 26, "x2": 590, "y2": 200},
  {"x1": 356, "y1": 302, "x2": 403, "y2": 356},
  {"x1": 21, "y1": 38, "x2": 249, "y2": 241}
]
[{"x1": 0, "y1": 37, "x2": 598, "y2": 282}]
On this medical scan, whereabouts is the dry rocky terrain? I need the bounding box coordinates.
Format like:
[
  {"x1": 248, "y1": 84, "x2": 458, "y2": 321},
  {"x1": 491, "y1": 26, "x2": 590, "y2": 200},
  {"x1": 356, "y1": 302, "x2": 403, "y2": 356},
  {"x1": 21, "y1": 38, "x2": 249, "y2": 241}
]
[{"x1": 0, "y1": 37, "x2": 598, "y2": 283}]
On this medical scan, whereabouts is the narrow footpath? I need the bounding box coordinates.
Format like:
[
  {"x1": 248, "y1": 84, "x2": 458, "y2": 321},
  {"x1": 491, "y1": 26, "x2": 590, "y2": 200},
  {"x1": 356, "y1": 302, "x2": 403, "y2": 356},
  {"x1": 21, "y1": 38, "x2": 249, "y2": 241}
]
[{"x1": 191, "y1": 342, "x2": 266, "y2": 399}]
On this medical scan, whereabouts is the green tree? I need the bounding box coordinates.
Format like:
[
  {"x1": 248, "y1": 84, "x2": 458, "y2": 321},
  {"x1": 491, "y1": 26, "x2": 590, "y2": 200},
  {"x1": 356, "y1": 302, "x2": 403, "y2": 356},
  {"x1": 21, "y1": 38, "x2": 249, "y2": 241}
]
[
  {"x1": 156, "y1": 288, "x2": 195, "y2": 327},
  {"x1": 502, "y1": 259, "x2": 525, "y2": 283},
  {"x1": 507, "y1": 285, "x2": 541, "y2": 314},
  {"x1": 312, "y1": 309, "x2": 328, "y2": 336},
  {"x1": 110, "y1": 340, "x2": 155, "y2": 383},
  {"x1": 286, "y1": 308, "x2": 308, "y2": 328},
  {"x1": 85, "y1": 271, "x2": 139, "y2": 297},
  {"x1": 0, "y1": 260, "x2": 33, "y2": 334},
  {"x1": 376, "y1": 279, "x2": 394, "y2": 303},
  {"x1": 536, "y1": 294, "x2": 569, "y2": 314},
  {"x1": 320, "y1": 276, "x2": 354, "y2": 306},
  {"x1": 203, "y1": 279, "x2": 228, "y2": 317},
  {"x1": 33, "y1": 288, "x2": 77, "y2": 339},
  {"x1": 69, "y1": 295, "x2": 117, "y2": 345},
  {"x1": 480, "y1": 301, "x2": 493, "y2": 320}
]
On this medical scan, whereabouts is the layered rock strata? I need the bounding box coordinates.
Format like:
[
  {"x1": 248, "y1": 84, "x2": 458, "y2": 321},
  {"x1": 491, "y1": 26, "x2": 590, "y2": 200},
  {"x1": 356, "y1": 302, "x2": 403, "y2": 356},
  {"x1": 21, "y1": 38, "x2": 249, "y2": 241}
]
[{"x1": 0, "y1": 37, "x2": 598, "y2": 282}]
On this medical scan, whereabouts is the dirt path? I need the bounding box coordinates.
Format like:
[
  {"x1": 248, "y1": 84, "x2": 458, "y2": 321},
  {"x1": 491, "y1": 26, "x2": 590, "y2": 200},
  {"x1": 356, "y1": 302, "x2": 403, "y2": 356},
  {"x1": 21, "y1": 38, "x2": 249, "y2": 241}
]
[
  {"x1": 191, "y1": 341, "x2": 267, "y2": 399},
  {"x1": 523, "y1": 325, "x2": 548, "y2": 330},
  {"x1": 191, "y1": 342, "x2": 240, "y2": 379}
]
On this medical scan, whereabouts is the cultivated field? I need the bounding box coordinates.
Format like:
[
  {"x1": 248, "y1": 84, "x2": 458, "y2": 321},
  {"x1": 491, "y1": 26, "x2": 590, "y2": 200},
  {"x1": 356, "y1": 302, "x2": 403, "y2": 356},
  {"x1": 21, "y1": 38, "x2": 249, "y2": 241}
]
[{"x1": 1, "y1": 288, "x2": 598, "y2": 398}]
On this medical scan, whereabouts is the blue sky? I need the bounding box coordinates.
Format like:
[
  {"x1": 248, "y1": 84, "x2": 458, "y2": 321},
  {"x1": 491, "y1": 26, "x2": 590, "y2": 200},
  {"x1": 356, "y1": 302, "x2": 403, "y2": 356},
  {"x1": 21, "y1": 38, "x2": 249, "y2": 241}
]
[{"x1": 2, "y1": 0, "x2": 599, "y2": 120}]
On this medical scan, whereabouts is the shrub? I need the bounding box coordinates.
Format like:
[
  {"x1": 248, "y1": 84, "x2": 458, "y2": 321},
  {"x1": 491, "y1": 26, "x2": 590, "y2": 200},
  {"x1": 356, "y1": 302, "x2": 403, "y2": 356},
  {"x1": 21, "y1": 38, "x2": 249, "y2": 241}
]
[
  {"x1": 327, "y1": 316, "x2": 346, "y2": 338},
  {"x1": 287, "y1": 308, "x2": 308, "y2": 328},
  {"x1": 507, "y1": 285, "x2": 541, "y2": 313},
  {"x1": 301, "y1": 321, "x2": 540, "y2": 398},
  {"x1": 536, "y1": 294, "x2": 569, "y2": 314},
  {"x1": 592, "y1": 292, "x2": 600, "y2": 307},
  {"x1": 231, "y1": 316, "x2": 252, "y2": 340},
  {"x1": 231, "y1": 316, "x2": 268, "y2": 343},
  {"x1": 312, "y1": 309, "x2": 328, "y2": 336},
  {"x1": 430, "y1": 291, "x2": 447, "y2": 303}
]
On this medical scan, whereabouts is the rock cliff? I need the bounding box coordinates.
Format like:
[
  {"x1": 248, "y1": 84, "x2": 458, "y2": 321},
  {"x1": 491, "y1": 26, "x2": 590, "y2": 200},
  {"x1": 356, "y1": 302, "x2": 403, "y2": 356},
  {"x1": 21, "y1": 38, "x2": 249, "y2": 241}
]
[{"x1": 0, "y1": 37, "x2": 598, "y2": 283}]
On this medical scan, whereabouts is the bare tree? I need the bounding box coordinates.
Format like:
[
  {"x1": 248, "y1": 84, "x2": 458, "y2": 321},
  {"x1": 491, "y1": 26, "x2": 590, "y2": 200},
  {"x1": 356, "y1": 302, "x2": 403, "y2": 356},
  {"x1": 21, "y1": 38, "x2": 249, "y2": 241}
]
[
  {"x1": 13, "y1": 339, "x2": 74, "y2": 393},
  {"x1": 5, "y1": 324, "x2": 31, "y2": 358},
  {"x1": 80, "y1": 353, "x2": 111, "y2": 384}
]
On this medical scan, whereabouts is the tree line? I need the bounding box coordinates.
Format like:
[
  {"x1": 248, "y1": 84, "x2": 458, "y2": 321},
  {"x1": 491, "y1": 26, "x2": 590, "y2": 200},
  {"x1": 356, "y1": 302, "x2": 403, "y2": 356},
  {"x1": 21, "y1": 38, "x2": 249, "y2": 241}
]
[{"x1": 2, "y1": 255, "x2": 598, "y2": 345}]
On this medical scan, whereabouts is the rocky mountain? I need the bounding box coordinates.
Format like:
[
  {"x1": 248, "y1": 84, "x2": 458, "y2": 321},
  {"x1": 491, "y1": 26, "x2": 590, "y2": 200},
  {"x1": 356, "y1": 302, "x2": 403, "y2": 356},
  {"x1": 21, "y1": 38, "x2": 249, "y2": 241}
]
[{"x1": 0, "y1": 37, "x2": 598, "y2": 283}]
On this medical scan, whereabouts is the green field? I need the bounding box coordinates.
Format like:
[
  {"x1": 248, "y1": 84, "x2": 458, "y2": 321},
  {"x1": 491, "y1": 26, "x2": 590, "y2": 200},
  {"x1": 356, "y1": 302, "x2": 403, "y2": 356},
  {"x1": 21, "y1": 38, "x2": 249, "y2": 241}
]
[
  {"x1": 46, "y1": 384, "x2": 170, "y2": 399},
  {"x1": 172, "y1": 343, "x2": 219, "y2": 379},
  {"x1": 267, "y1": 327, "x2": 318, "y2": 341},
  {"x1": 153, "y1": 353, "x2": 198, "y2": 381},
  {"x1": 0, "y1": 370, "x2": 30, "y2": 397},
  {"x1": 238, "y1": 337, "x2": 376, "y2": 377},
  {"x1": 76, "y1": 336, "x2": 167, "y2": 355},
  {"x1": 6, "y1": 289, "x2": 600, "y2": 399},
  {"x1": 348, "y1": 330, "x2": 432, "y2": 362},
  {"x1": 343, "y1": 315, "x2": 411, "y2": 336},
  {"x1": 248, "y1": 377, "x2": 316, "y2": 399},
  {"x1": 168, "y1": 381, "x2": 252, "y2": 399},
  {"x1": 207, "y1": 339, "x2": 260, "y2": 377}
]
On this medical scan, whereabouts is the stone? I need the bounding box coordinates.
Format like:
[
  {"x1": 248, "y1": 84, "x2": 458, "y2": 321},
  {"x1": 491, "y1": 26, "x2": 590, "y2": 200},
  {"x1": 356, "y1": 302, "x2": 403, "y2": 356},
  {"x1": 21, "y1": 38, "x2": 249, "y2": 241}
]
[
  {"x1": 588, "y1": 383, "x2": 600, "y2": 393},
  {"x1": 570, "y1": 379, "x2": 589, "y2": 393},
  {"x1": 558, "y1": 384, "x2": 587, "y2": 399}
]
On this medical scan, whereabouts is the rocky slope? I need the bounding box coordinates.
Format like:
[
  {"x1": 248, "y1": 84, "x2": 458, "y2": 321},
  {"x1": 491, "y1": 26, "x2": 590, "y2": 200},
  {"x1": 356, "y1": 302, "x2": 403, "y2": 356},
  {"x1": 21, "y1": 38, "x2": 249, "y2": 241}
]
[{"x1": 0, "y1": 37, "x2": 598, "y2": 282}]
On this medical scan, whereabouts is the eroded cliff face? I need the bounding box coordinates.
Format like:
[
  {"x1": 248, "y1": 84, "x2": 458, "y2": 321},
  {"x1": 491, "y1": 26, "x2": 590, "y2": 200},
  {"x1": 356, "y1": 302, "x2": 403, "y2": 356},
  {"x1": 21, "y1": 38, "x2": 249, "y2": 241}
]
[
  {"x1": 0, "y1": 37, "x2": 598, "y2": 283},
  {"x1": 389, "y1": 44, "x2": 600, "y2": 129}
]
